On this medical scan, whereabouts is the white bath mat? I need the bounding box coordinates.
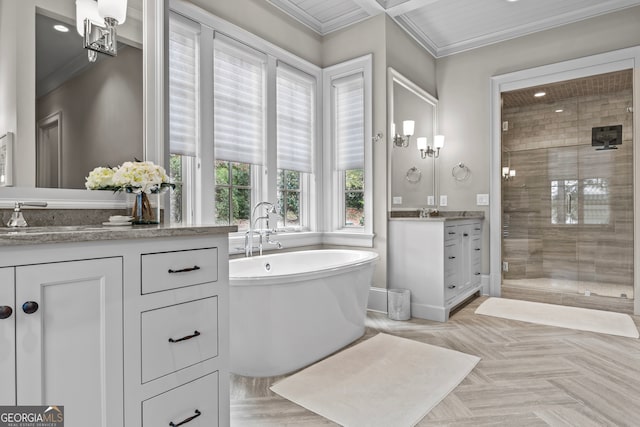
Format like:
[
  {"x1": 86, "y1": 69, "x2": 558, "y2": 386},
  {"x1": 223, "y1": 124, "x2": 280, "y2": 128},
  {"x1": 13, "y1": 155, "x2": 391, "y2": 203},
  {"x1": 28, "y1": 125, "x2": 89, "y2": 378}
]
[
  {"x1": 475, "y1": 297, "x2": 639, "y2": 338},
  {"x1": 270, "y1": 333, "x2": 480, "y2": 427}
]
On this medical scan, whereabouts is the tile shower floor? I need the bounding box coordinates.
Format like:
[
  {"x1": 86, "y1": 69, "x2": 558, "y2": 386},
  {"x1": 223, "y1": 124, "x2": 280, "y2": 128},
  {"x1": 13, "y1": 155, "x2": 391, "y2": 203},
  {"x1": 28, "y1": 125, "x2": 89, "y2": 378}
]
[{"x1": 503, "y1": 277, "x2": 634, "y2": 299}]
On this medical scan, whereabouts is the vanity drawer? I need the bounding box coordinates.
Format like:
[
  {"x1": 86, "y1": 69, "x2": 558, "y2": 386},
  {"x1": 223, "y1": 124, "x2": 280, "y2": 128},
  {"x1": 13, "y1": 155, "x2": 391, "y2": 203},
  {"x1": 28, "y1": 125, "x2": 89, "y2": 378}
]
[
  {"x1": 141, "y1": 297, "x2": 219, "y2": 383},
  {"x1": 141, "y1": 247, "x2": 218, "y2": 294},
  {"x1": 444, "y1": 225, "x2": 458, "y2": 242},
  {"x1": 142, "y1": 372, "x2": 219, "y2": 427}
]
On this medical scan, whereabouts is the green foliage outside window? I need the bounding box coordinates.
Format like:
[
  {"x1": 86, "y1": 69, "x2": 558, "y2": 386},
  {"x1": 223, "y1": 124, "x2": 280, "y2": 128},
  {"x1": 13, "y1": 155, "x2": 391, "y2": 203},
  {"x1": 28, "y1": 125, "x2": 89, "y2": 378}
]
[
  {"x1": 277, "y1": 169, "x2": 301, "y2": 227},
  {"x1": 215, "y1": 161, "x2": 251, "y2": 229},
  {"x1": 169, "y1": 154, "x2": 183, "y2": 224},
  {"x1": 345, "y1": 169, "x2": 364, "y2": 227}
]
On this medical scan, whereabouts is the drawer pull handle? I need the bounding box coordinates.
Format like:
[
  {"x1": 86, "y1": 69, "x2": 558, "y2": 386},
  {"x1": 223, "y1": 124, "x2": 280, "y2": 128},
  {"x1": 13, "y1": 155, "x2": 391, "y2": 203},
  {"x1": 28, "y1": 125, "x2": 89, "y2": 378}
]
[
  {"x1": 448, "y1": 256, "x2": 456, "y2": 259},
  {"x1": 448, "y1": 232, "x2": 456, "y2": 235},
  {"x1": 475, "y1": 272, "x2": 481, "y2": 276},
  {"x1": 0, "y1": 305, "x2": 12, "y2": 319},
  {"x1": 475, "y1": 228, "x2": 481, "y2": 231},
  {"x1": 168, "y1": 266, "x2": 201, "y2": 274},
  {"x1": 475, "y1": 248, "x2": 481, "y2": 251},
  {"x1": 463, "y1": 233, "x2": 469, "y2": 237},
  {"x1": 22, "y1": 301, "x2": 39, "y2": 314},
  {"x1": 448, "y1": 285, "x2": 456, "y2": 289},
  {"x1": 168, "y1": 330, "x2": 201, "y2": 343},
  {"x1": 169, "y1": 409, "x2": 201, "y2": 427}
]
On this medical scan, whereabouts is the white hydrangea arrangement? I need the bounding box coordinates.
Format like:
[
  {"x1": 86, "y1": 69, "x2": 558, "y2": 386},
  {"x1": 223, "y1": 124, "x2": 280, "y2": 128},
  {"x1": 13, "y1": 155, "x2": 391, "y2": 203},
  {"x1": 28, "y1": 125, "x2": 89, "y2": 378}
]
[{"x1": 85, "y1": 161, "x2": 171, "y2": 194}]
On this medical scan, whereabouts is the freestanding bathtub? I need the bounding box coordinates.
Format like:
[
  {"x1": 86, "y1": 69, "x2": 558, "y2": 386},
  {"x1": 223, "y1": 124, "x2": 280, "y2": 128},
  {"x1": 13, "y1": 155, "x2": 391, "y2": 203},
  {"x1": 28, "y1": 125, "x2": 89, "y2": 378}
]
[{"x1": 229, "y1": 249, "x2": 378, "y2": 377}]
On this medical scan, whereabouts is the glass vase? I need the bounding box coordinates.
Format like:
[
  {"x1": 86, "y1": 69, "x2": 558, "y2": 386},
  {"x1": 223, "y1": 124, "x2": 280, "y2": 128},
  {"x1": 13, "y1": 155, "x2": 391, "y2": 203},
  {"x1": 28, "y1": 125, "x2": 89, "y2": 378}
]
[{"x1": 131, "y1": 192, "x2": 158, "y2": 224}]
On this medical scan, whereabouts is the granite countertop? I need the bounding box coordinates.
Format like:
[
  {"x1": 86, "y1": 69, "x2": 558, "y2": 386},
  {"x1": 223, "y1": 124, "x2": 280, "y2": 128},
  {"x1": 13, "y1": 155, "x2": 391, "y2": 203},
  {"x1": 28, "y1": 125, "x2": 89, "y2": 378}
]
[
  {"x1": 388, "y1": 210, "x2": 485, "y2": 222},
  {"x1": 0, "y1": 224, "x2": 238, "y2": 247}
]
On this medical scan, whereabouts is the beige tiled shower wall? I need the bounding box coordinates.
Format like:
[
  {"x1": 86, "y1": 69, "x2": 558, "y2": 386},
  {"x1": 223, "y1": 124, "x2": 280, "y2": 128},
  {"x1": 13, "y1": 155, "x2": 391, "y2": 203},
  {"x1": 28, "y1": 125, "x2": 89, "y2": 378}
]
[{"x1": 502, "y1": 90, "x2": 633, "y2": 286}]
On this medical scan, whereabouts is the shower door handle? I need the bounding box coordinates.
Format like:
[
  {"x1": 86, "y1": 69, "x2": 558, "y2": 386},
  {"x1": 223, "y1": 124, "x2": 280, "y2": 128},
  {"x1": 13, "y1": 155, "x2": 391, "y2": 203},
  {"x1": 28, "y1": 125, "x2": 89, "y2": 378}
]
[{"x1": 567, "y1": 194, "x2": 572, "y2": 213}]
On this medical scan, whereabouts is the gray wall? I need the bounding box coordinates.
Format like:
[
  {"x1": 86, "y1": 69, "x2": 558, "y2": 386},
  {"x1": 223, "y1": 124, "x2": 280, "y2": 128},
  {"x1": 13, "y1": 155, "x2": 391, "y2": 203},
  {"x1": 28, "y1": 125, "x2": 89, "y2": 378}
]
[{"x1": 436, "y1": 6, "x2": 640, "y2": 274}]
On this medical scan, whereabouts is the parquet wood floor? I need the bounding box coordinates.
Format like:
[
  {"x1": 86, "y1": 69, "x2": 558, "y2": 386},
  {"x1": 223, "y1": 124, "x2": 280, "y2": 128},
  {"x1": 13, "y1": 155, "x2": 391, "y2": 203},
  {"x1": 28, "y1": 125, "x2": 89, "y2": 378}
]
[{"x1": 230, "y1": 296, "x2": 640, "y2": 426}]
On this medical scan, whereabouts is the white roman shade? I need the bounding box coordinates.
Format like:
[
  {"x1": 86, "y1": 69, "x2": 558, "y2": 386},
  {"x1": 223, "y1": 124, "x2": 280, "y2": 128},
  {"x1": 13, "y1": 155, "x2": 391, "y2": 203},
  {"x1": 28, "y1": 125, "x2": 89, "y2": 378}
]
[
  {"x1": 334, "y1": 73, "x2": 364, "y2": 171},
  {"x1": 213, "y1": 33, "x2": 266, "y2": 165},
  {"x1": 276, "y1": 62, "x2": 315, "y2": 173},
  {"x1": 168, "y1": 14, "x2": 199, "y2": 157}
]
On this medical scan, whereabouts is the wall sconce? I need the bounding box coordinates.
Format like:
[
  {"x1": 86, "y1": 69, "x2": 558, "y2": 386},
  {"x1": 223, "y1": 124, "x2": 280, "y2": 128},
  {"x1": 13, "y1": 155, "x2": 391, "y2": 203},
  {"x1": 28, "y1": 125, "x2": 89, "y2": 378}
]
[
  {"x1": 502, "y1": 166, "x2": 516, "y2": 180},
  {"x1": 393, "y1": 120, "x2": 415, "y2": 148},
  {"x1": 417, "y1": 134, "x2": 445, "y2": 158},
  {"x1": 76, "y1": 0, "x2": 128, "y2": 62}
]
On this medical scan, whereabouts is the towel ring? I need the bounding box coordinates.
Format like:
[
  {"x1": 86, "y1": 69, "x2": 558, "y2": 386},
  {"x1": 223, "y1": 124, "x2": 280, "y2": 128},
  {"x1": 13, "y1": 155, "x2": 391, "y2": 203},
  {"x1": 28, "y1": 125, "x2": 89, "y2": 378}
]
[
  {"x1": 452, "y1": 163, "x2": 471, "y2": 182},
  {"x1": 405, "y1": 166, "x2": 422, "y2": 184}
]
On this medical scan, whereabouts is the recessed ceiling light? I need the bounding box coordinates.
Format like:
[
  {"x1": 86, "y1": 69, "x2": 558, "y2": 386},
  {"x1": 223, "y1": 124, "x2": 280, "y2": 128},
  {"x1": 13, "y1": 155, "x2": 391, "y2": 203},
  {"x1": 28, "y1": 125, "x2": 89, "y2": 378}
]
[
  {"x1": 53, "y1": 24, "x2": 69, "y2": 33},
  {"x1": 555, "y1": 109, "x2": 564, "y2": 113},
  {"x1": 507, "y1": 0, "x2": 519, "y2": 2},
  {"x1": 534, "y1": 91, "x2": 546, "y2": 97}
]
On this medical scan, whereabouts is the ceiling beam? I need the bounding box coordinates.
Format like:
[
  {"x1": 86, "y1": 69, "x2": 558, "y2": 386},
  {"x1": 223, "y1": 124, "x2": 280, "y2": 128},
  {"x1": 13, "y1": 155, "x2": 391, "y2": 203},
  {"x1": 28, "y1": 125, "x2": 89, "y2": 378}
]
[{"x1": 385, "y1": 0, "x2": 442, "y2": 17}]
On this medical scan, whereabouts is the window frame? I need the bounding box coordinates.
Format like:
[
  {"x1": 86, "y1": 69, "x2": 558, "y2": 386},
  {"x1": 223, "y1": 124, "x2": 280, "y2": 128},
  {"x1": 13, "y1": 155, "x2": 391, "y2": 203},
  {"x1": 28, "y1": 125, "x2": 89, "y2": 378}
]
[
  {"x1": 169, "y1": 3, "x2": 323, "y2": 251},
  {"x1": 322, "y1": 55, "x2": 374, "y2": 246}
]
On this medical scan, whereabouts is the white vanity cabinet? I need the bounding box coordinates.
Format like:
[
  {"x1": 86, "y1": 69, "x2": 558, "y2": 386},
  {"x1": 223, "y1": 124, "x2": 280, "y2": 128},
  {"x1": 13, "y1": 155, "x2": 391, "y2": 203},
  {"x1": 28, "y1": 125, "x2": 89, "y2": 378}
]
[
  {"x1": 389, "y1": 218, "x2": 483, "y2": 322},
  {"x1": 0, "y1": 267, "x2": 16, "y2": 405},
  {"x1": 0, "y1": 257, "x2": 123, "y2": 425},
  {"x1": 0, "y1": 226, "x2": 233, "y2": 427},
  {"x1": 16, "y1": 258, "x2": 124, "y2": 426}
]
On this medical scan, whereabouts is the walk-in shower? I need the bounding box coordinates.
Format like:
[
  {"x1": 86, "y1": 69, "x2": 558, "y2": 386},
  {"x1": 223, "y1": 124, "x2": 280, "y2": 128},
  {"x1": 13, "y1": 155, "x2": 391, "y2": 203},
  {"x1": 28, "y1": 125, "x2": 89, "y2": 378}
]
[{"x1": 500, "y1": 70, "x2": 634, "y2": 311}]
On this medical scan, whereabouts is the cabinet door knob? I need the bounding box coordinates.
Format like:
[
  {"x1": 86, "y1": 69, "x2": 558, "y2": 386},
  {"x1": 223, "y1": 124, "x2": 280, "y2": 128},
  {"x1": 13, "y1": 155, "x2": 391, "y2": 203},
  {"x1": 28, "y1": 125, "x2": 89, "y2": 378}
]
[
  {"x1": 169, "y1": 409, "x2": 201, "y2": 427},
  {"x1": 475, "y1": 248, "x2": 481, "y2": 251},
  {"x1": 0, "y1": 305, "x2": 12, "y2": 319},
  {"x1": 22, "y1": 301, "x2": 39, "y2": 314},
  {"x1": 475, "y1": 272, "x2": 481, "y2": 276},
  {"x1": 463, "y1": 233, "x2": 469, "y2": 237},
  {"x1": 448, "y1": 256, "x2": 456, "y2": 259},
  {"x1": 448, "y1": 285, "x2": 456, "y2": 289}
]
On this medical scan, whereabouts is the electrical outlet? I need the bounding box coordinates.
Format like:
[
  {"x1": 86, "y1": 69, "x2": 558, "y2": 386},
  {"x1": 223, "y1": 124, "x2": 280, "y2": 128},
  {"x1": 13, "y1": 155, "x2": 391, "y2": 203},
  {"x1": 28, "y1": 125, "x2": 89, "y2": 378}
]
[
  {"x1": 502, "y1": 121, "x2": 509, "y2": 131},
  {"x1": 476, "y1": 194, "x2": 489, "y2": 206},
  {"x1": 439, "y1": 195, "x2": 448, "y2": 206},
  {"x1": 502, "y1": 261, "x2": 509, "y2": 272},
  {"x1": 392, "y1": 196, "x2": 402, "y2": 205},
  {"x1": 427, "y1": 195, "x2": 434, "y2": 205}
]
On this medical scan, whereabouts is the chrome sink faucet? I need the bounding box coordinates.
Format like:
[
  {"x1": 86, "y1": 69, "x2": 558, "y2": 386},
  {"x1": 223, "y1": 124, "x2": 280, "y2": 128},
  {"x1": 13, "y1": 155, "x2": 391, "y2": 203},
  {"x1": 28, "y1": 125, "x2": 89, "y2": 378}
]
[{"x1": 7, "y1": 201, "x2": 48, "y2": 227}]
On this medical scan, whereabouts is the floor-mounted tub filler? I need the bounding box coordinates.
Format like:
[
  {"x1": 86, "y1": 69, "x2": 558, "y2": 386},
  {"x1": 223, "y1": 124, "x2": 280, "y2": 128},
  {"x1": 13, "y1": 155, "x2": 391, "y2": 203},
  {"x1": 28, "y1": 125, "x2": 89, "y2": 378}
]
[{"x1": 229, "y1": 249, "x2": 379, "y2": 377}]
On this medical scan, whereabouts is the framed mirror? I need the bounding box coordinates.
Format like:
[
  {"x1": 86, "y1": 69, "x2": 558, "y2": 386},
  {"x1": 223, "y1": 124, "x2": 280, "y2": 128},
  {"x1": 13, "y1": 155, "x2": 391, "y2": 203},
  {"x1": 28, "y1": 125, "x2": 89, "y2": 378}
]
[
  {"x1": 387, "y1": 67, "x2": 438, "y2": 213},
  {"x1": 0, "y1": 0, "x2": 165, "y2": 208}
]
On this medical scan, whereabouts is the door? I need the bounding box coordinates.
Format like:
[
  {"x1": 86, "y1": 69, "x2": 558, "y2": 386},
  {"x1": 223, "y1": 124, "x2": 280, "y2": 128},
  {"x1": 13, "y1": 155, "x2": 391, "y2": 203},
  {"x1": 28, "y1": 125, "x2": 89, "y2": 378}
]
[
  {"x1": 36, "y1": 112, "x2": 62, "y2": 188},
  {"x1": 0, "y1": 267, "x2": 15, "y2": 405},
  {"x1": 15, "y1": 257, "x2": 123, "y2": 427}
]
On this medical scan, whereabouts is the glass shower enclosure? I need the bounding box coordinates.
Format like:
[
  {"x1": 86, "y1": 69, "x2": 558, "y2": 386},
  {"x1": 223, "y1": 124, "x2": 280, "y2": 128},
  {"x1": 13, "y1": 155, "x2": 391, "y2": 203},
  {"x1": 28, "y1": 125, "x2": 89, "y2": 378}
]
[{"x1": 500, "y1": 70, "x2": 634, "y2": 308}]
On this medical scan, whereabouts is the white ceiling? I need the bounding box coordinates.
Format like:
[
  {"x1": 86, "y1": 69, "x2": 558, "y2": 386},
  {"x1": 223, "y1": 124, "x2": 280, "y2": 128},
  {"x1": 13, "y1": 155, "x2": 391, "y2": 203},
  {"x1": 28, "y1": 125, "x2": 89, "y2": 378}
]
[{"x1": 266, "y1": 0, "x2": 640, "y2": 57}]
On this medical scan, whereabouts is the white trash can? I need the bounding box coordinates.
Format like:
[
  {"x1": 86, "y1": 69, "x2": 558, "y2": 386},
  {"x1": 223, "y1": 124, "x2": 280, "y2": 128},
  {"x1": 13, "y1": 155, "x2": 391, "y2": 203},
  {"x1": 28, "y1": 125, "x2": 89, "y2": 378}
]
[{"x1": 388, "y1": 288, "x2": 411, "y2": 321}]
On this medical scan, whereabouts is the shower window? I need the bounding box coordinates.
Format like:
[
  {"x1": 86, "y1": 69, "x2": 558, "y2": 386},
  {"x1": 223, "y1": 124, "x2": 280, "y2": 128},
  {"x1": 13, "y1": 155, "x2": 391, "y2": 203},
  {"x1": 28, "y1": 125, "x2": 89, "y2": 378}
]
[
  {"x1": 583, "y1": 178, "x2": 610, "y2": 225},
  {"x1": 550, "y1": 178, "x2": 610, "y2": 225}
]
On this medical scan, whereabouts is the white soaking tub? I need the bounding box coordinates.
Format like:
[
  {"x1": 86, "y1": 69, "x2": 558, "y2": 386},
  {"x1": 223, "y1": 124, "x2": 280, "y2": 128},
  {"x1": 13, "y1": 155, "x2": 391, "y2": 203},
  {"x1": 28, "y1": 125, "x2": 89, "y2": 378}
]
[{"x1": 229, "y1": 249, "x2": 378, "y2": 377}]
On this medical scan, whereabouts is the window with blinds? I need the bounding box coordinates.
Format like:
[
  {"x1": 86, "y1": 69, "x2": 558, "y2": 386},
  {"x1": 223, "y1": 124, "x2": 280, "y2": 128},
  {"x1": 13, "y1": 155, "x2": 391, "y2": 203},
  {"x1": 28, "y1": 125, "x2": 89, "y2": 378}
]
[
  {"x1": 334, "y1": 73, "x2": 364, "y2": 171},
  {"x1": 213, "y1": 34, "x2": 266, "y2": 165},
  {"x1": 276, "y1": 62, "x2": 315, "y2": 173},
  {"x1": 168, "y1": 15, "x2": 199, "y2": 157}
]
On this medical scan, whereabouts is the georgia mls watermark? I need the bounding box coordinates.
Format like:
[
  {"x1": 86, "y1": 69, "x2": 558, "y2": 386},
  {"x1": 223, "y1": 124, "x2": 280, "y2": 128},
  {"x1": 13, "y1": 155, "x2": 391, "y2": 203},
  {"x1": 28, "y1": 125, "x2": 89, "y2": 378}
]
[{"x1": 0, "y1": 406, "x2": 64, "y2": 427}]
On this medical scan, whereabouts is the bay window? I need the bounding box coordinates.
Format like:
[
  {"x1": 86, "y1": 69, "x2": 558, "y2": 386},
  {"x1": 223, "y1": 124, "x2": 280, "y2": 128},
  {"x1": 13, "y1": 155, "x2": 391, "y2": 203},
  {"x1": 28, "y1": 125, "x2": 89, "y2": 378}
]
[{"x1": 168, "y1": 6, "x2": 372, "y2": 249}]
